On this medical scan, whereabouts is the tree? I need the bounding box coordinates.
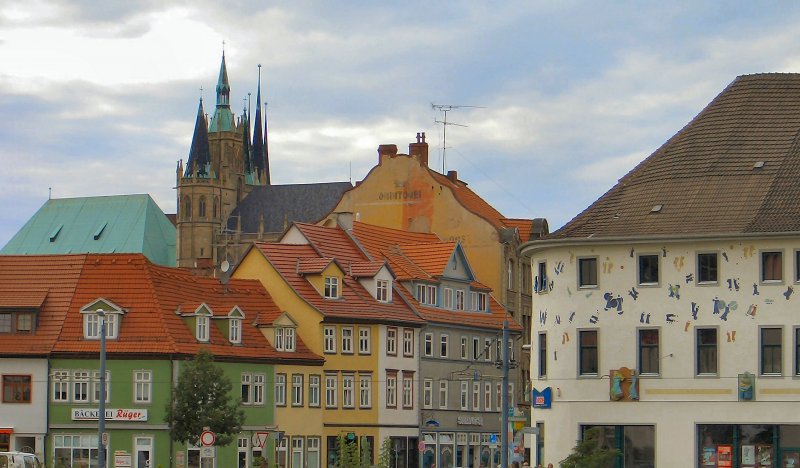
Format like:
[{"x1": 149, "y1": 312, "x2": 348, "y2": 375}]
[
  {"x1": 359, "y1": 436, "x2": 372, "y2": 467},
  {"x1": 560, "y1": 427, "x2": 621, "y2": 468},
  {"x1": 335, "y1": 433, "x2": 360, "y2": 468},
  {"x1": 164, "y1": 349, "x2": 245, "y2": 446},
  {"x1": 376, "y1": 437, "x2": 394, "y2": 468}
]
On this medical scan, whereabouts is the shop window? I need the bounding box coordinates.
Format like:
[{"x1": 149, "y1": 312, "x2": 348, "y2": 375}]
[
  {"x1": 579, "y1": 330, "x2": 598, "y2": 376},
  {"x1": 697, "y1": 252, "x2": 719, "y2": 284},
  {"x1": 638, "y1": 329, "x2": 659, "y2": 376},
  {"x1": 696, "y1": 328, "x2": 718, "y2": 376},
  {"x1": 582, "y1": 425, "x2": 654, "y2": 468},
  {"x1": 761, "y1": 327, "x2": 782, "y2": 375}
]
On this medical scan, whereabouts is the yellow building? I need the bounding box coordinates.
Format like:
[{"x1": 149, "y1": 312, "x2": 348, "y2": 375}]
[{"x1": 233, "y1": 222, "x2": 424, "y2": 467}]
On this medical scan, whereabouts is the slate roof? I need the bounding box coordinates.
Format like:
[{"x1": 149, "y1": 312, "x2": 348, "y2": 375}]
[
  {"x1": 2, "y1": 194, "x2": 176, "y2": 266},
  {"x1": 226, "y1": 182, "x2": 352, "y2": 234},
  {"x1": 552, "y1": 73, "x2": 800, "y2": 240},
  {"x1": 0, "y1": 253, "x2": 322, "y2": 363}
]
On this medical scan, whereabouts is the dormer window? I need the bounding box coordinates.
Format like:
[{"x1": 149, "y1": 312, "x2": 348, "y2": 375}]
[
  {"x1": 197, "y1": 315, "x2": 210, "y2": 342},
  {"x1": 0, "y1": 311, "x2": 35, "y2": 335},
  {"x1": 376, "y1": 280, "x2": 391, "y2": 302},
  {"x1": 324, "y1": 277, "x2": 340, "y2": 299},
  {"x1": 415, "y1": 284, "x2": 438, "y2": 306},
  {"x1": 80, "y1": 299, "x2": 124, "y2": 340},
  {"x1": 275, "y1": 327, "x2": 296, "y2": 352},
  {"x1": 229, "y1": 318, "x2": 241, "y2": 344}
]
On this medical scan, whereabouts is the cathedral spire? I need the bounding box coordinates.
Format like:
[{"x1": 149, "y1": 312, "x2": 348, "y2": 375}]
[
  {"x1": 209, "y1": 51, "x2": 234, "y2": 132},
  {"x1": 251, "y1": 64, "x2": 268, "y2": 185},
  {"x1": 184, "y1": 99, "x2": 211, "y2": 178}
]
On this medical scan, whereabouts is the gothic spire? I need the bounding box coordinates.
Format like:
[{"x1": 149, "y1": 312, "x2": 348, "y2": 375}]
[
  {"x1": 184, "y1": 99, "x2": 211, "y2": 178},
  {"x1": 251, "y1": 64, "x2": 268, "y2": 184},
  {"x1": 209, "y1": 51, "x2": 234, "y2": 132}
]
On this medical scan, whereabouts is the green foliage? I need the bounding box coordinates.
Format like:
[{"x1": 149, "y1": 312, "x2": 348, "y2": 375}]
[
  {"x1": 335, "y1": 433, "x2": 361, "y2": 468},
  {"x1": 560, "y1": 427, "x2": 621, "y2": 468},
  {"x1": 376, "y1": 437, "x2": 394, "y2": 468},
  {"x1": 164, "y1": 349, "x2": 245, "y2": 446},
  {"x1": 359, "y1": 436, "x2": 372, "y2": 467}
]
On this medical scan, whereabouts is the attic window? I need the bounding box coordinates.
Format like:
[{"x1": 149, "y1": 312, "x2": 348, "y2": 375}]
[
  {"x1": 49, "y1": 224, "x2": 63, "y2": 242},
  {"x1": 650, "y1": 205, "x2": 663, "y2": 213},
  {"x1": 93, "y1": 222, "x2": 108, "y2": 240},
  {"x1": 753, "y1": 161, "x2": 765, "y2": 169}
]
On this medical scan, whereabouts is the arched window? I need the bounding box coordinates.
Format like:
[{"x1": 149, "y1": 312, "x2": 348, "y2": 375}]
[
  {"x1": 213, "y1": 196, "x2": 219, "y2": 219},
  {"x1": 182, "y1": 196, "x2": 191, "y2": 220},
  {"x1": 198, "y1": 196, "x2": 206, "y2": 218}
]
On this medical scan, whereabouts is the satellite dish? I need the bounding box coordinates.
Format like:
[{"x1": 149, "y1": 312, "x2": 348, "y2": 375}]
[{"x1": 220, "y1": 260, "x2": 230, "y2": 273}]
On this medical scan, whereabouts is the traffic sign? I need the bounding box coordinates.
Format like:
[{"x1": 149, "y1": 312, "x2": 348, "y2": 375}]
[
  {"x1": 417, "y1": 440, "x2": 426, "y2": 453},
  {"x1": 200, "y1": 430, "x2": 216, "y2": 447},
  {"x1": 252, "y1": 432, "x2": 270, "y2": 448}
]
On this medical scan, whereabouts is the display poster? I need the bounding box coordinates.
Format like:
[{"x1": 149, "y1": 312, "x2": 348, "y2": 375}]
[
  {"x1": 783, "y1": 451, "x2": 800, "y2": 468},
  {"x1": 742, "y1": 445, "x2": 756, "y2": 466},
  {"x1": 718, "y1": 445, "x2": 732, "y2": 468},
  {"x1": 757, "y1": 445, "x2": 773, "y2": 467},
  {"x1": 703, "y1": 446, "x2": 718, "y2": 466}
]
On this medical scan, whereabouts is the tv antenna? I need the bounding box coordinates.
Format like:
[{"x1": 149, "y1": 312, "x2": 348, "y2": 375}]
[{"x1": 431, "y1": 103, "x2": 485, "y2": 173}]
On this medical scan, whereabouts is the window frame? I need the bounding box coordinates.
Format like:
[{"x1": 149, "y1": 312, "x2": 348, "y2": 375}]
[
  {"x1": 424, "y1": 333, "x2": 433, "y2": 357},
  {"x1": 402, "y1": 329, "x2": 414, "y2": 357},
  {"x1": 760, "y1": 326, "x2": 783, "y2": 376},
  {"x1": 275, "y1": 373, "x2": 287, "y2": 406},
  {"x1": 229, "y1": 318, "x2": 242, "y2": 344},
  {"x1": 637, "y1": 328, "x2": 660, "y2": 376},
  {"x1": 637, "y1": 254, "x2": 660, "y2": 286},
  {"x1": 325, "y1": 374, "x2": 337, "y2": 408},
  {"x1": 460, "y1": 337, "x2": 468, "y2": 359},
  {"x1": 341, "y1": 327, "x2": 354, "y2": 354},
  {"x1": 196, "y1": 314, "x2": 210, "y2": 342},
  {"x1": 341, "y1": 374, "x2": 355, "y2": 409},
  {"x1": 1, "y1": 374, "x2": 31, "y2": 403},
  {"x1": 472, "y1": 337, "x2": 480, "y2": 361},
  {"x1": 386, "y1": 327, "x2": 397, "y2": 356},
  {"x1": 401, "y1": 373, "x2": 414, "y2": 409},
  {"x1": 438, "y1": 380, "x2": 448, "y2": 409},
  {"x1": 440, "y1": 334, "x2": 449, "y2": 358},
  {"x1": 323, "y1": 326, "x2": 336, "y2": 354},
  {"x1": 291, "y1": 374, "x2": 304, "y2": 407},
  {"x1": 443, "y1": 287, "x2": 453, "y2": 309},
  {"x1": 358, "y1": 327, "x2": 371, "y2": 355},
  {"x1": 253, "y1": 374, "x2": 265, "y2": 405},
  {"x1": 324, "y1": 276, "x2": 340, "y2": 299},
  {"x1": 538, "y1": 332, "x2": 547, "y2": 379},
  {"x1": 577, "y1": 257, "x2": 599, "y2": 288},
  {"x1": 460, "y1": 381, "x2": 469, "y2": 410},
  {"x1": 386, "y1": 371, "x2": 397, "y2": 408},
  {"x1": 52, "y1": 370, "x2": 70, "y2": 402},
  {"x1": 696, "y1": 252, "x2": 719, "y2": 285},
  {"x1": 359, "y1": 374, "x2": 372, "y2": 409},
  {"x1": 134, "y1": 370, "x2": 152, "y2": 404},
  {"x1": 761, "y1": 250, "x2": 784, "y2": 283},
  {"x1": 536, "y1": 260, "x2": 547, "y2": 293},
  {"x1": 455, "y1": 290, "x2": 465, "y2": 310},
  {"x1": 578, "y1": 329, "x2": 599, "y2": 377},
  {"x1": 423, "y1": 379, "x2": 433, "y2": 409},
  {"x1": 376, "y1": 279, "x2": 391, "y2": 303},
  {"x1": 696, "y1": 327, "x2": 719, "y2": 376},
  {"x1": 308, "y1": 374, "x2": 321, "y2": 408}
]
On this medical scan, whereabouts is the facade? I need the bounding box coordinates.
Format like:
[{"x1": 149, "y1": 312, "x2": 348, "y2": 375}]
[
  {"x1": 233, "y1": 223, "x2": 425, "y2": 467},
  {"x1": 349, "y1": 221, "x2": 524, "y2": 468},
  {"x1": 325, "y1": 135, "x2": 543, "y2": 415},
  {"x1": 521, "y1": 74, "x2": 800, "y2": 467}
]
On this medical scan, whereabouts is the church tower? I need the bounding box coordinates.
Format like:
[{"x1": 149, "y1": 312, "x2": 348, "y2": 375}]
[{"x1": 176, "y1": 53, "x2": 270, "y2": 272}]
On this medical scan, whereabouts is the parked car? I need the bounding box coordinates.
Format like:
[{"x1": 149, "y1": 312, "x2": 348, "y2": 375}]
[{"x1": 0, "y1": 452, "x2": 41, "y2": 468}]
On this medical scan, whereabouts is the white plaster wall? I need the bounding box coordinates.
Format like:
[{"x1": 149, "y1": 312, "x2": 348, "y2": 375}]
[
  {"x1": 378, "y1": 326, "x2": 419, "y2": 427},
  {"x1": 0, "y1": 359, "x2": 48, "y2": 433},
  {"x1": 527, "y1": 237, "x2": 800, "y2": 466}
]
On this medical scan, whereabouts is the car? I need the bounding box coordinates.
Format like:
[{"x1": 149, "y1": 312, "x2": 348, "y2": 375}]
[{"x1": 0, "y1": 452, "x2": 41, "y2": 468}]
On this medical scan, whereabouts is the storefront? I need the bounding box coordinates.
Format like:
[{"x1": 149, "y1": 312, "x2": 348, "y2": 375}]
[
  {"x1": 698, "y1": 424, "x2": 800, "y2": 468},
  {"x1": 420, "y1": 431, "x2": 500, "y2": 468}
]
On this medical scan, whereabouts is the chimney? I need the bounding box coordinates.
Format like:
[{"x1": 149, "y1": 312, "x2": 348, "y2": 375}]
[
  {"x1": 378, "y1": 144, "x2": 398, "y2": 163},
  {"x1": 409, "y1": 132, "x2": 429, "y2": 167},
  {"x1": 447, "y1": 170, "x2": 458, "y2": 183}
]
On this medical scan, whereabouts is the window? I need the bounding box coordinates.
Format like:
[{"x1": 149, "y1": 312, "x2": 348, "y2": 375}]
[
  {"x1": 538, "y1": 332, "x2": 547, "y2": 378},
  {"x1": 341, "y1": 327, "x2": 354, "y2": 354},
  {"x1": 536, "y1": 261, "x2": 547, "y2": 293},
  {"x1": 696, "y1": 328, "x2": 718, "y2": 376},
  {"x1": 496, "y1": 382, "x2": 502, "y2": 411},
  {"x1": 438, "y1": 380, "x2": 448, "y2": 409},
  {"x1": 579, "y1": 330, "x2": 598, "y2": 376},
  {"x1": 134, "y1": 370, "x2": 151, "y2": 403},
  {"x1": 377, "y1": 280, "x2": 390, "y2": 302},
  {"x1": 358, "y1": 327, "x2": 371, "y2": 354},
  {"x1": 762, "y1": 251, "x2": 783, "y2": 282},
  {"x1": 84, "y1": 313, "x2": 118, "y2": 339},
  {"x1": 291, "y1": 437, "x2": 304, "y2": 468},
  {"x1": 92, "y1": 371, "x2": 110, "y2": 403},
  {"x1": 54, "y1": 434, "x2": 104, "y2": 467},
  {"x1": 508, "y1": 382, "x2": 515, "y2": 408},
  {"x1": 275, "y1": 327, "x2": 296, "y2": 352},
  {"x1": 198, "y1": 196, "x2": 206, "y2": 217},
  {"x1": 324, "y1": 276, "x2": 340, "y2": 298},
  {"x1": 638, "y1": 254, "x2": 659, "y2": 285},
  {"x1": 427, "y1": 285, "x2": 437, "y2": 305},
  {"x1": 485, "y1": 338, "x2": 492, "y2": 362},
  {"x1": 638, "y1": 329, "x2": 659, "y2": 376},
  {"x1": 472, "y1": 381, "x2": 480, "y2": 410},
  {"x1": 460, "y1": 382, "x2": 469, "y2": 410},
  {"x1": 477, "y1": 292, "x2": 488, "y2": 311},
  {"x1": 508, "y1": 260, "x2": 515, "y2": 289},
  {"x1": 309, "y1": 375, "x2": 320, "y2": 407},
  {"x1": 52, "y1": 370, "x2": 69, "y2": 402},
  {"x1": 796, "y1": 328, "x2": 800, "y2": 376},
  {"x1": 325, "y1": 375, "x2": 337, "y2": 407},
  {"x1": 444, "y1": 288, "x2": 453, "y2": 309},
  {"x1": 484, "y1": 382, "x2": 492, "y2": 411},
  {"x1": 761, "y1": 327, "x2": 782, "y2": 375},
  {"x1": 386, "y1": 372, "x2": 397, "y2": 408},
  {"x1": 342, "y1": 374, "x2": 355, "y2": 408},
  {"x1": 308, "y1": 437, "x2": 321, "y2": 468},
  {"x1": 292, "y1": 374, "x2": 304, "y2": 406},
  {"x1": 578, "y1": 257, "x2": 598, "y2": 288},
  {"x1": 229, "y1": 318, "x2": 241, "y2": 344},
  {"x1": 470, "y1": 292, "x2": 478, "y2": 311},
  {"x1": 16, "y1": 313, "x2": 32, "y2": 333},
  {"x1": 472, "y1": 337, "x2": 480, "y2": 360},
  {"x1": 697, "y1": 252, "x2": 719, "y2": 284},
  {"x1": 324, "y1": 326, "x2": 336, "y2": 353},
  {"x1": 359, "y1": 374, "x2": 372, "y2": 408},
  {"x1": 460, "y1": 337, "x2": 468, "y2": 359},
  {"x1": 196, "y1": 315, "x2": 209, "y2": 342},
  {"x1": 73, "y1": 370, "x2": 90, "y2": 402},
  {"x1": 455, "y1": 290, "x2": 465, "y2": 310},
  {"x1": 2, "y1": 375, "x2": 31, "y2": 403},
  {"x1": 0, "y1": 313, "x2": 9, "y2": 333},
  {"x1": 275, "y1": 374, "x2": 286, "y2": 406},
  {"x1": 253, "y1": 374, "x2": 265, "y2": 405},
  {"x1": 423, "y1": 379, "x2": 433, "y2": 408},
  {"x1": 402, "y1": 373, "x2": 413, "y2": 408},
  {"x1": 182, "y1": 196, "x2": 191, "y2": 220},
  {"x1": 424, "y1": 333, "x2": 433, "y2": 357},
  {"x1": 440, "y1": 334, "x2": 449, "y2": 358},
  {"x1": 386, "y1": 327, "x2": 397, "y2": 355},
  {"x1": 403, "y1": 329, "x2": 414, "y2": 357}
]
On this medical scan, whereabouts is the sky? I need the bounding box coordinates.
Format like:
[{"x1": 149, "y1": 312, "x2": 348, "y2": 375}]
[{"x1": 3, "y1": 1, "x2": 800, "y2": 246}]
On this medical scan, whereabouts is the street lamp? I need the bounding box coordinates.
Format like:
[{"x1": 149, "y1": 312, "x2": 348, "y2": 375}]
[
  {"x1": 97, "y1": 309, "x2": 107, "y2": 468},
  {"x1": 501, "y1": 320, "x2": 509, "y2": 468}
]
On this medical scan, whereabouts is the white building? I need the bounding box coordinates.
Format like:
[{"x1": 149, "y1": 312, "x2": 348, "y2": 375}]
[{"x1": 521, "y1": 73, "x2": 800, "y2": 467}]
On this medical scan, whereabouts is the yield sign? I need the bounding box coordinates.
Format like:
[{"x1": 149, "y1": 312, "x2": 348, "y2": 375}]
[{"x1": 252, "y1": 431, "x2": 270, "y2": 448}]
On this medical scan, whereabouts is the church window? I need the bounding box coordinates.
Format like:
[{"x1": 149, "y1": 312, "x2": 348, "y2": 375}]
[
  {"x1": 199, "y1": 196, "x2": 207, "y2": 218},
  {"x1": 183, "y1": 196, "x2": 191, "y2": 220},
  {"x1": 213, "y1": 197, "x2": 219, "y2": 219}
]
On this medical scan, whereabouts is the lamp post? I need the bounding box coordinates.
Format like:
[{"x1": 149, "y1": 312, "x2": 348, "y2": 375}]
[
  {"x1": 97, "y1": 309, "x2": 107, "y2": 468},
  {"x1": 501, "y1": 320, "x2": 509, "y2": 468}
]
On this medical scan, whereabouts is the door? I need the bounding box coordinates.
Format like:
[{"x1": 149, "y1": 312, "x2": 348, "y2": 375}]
[{"x1": 135, "y1": 436, "x2": 153, "y2": 468}]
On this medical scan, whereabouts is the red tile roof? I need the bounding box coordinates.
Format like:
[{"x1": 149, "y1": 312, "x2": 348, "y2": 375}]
[
  {"x1": 0, "y1": 290, "x2": 48, "y2": 308},
  {"x1": 297, "y1": 258, "x2": 334, "y2": 275}
]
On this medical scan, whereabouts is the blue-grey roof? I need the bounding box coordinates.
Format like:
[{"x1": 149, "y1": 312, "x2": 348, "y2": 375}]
[
  {"x1": 226, "y1": 182, "x2": 353, "y2": 234},
  {"x1": 1, "y1": 194, "x2": 176, "y2": 266}
]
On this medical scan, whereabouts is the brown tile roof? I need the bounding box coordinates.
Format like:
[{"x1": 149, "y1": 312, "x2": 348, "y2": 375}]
[
  {"x1": 428, "y1": 171, "x2": 507, "y2": 230},
  {"x1": 348, "y1": 261, "x2": 385, "y2": 278},
  {"x1": 254, "y1": 242, "x2": 424, "y2": 326},
  {"x1": 552, "y1": 73, "x2": 800, "y2": 239}
]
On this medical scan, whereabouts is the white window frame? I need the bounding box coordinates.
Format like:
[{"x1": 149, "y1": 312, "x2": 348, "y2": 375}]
[
  {"x1": 455, "y1": 290, "x2": 465, "y2": 310},
  {"x1": 359, "y1": 374, "x2": 372, "y2": 408},
  {"x1": 472, "y1": 337, "x2": 480, "y2": 360},
  {"x1": 84, "y1": 313, "x2": 119, "y2": 340},
  {"x1": 92, "y1": 370, "x2": 110, "y2": 403},
  {"x1": 229, "y1": 318, "x2": 241, "y2": 344},
  {"x1": 342, "y1": 374, "x2": 355, "y2": 408},
  {"x1": 477, "y1": 292, "x2": 487, "y2": 311},
  {"x1": 460, "y1": 382, "x2": 469, "y2": 410},
  {"x1": 386, "y1": 372, "x2": 397, "y2": 408},
  {"x1": 472, "y1": 381, "x2": 480, "y2": 410},
  {"x1": 196, "y1": 315, "x2": 210, "y2": 342},
  {"x1": 308, "y1": 375, "x2": 321, "y2": 407},
  {"x1": 377, "y1": 279, "x2": 391, "y2": 302},
  {"x1": 325, "y1": 374, "x2": 338, "y2": 408},
  {"x1": 484, "y1": 382, "x2": 492, "y2": 411},
  {"x1": 253, "y1": 374, "x2": 265, "y2": 405},
  {"x1": 324, "y1": 276, "x2": 340, "y2": 298},
  {"x1": 438, "y1": 380, "x2": 448, "y2": 409},
  {"x1": 341, "y1": 327, "x2": 354, "y2": 354},
  {"x1": 427, "y1": 285, "x2": 437, "y2": 305},
  {"x1": 403, "y1": 329, "x2": 414, "y2": 357},
  {"x1": 52, "y1": 370, "x2": 70, "y2": 402},
  {"x1": 275, "y1": 374, "x2": 286, "y2": 406},
  {"x1": 440, "y1": 334, "x2": 449, "y2": 358},
  {"x1": 470, "y1": 291, "x2": 478, "y2": 311},
  {"x1": 291, "y1": 374, "x2": 304, "y2": 406},
  {"x1": 323, "y1": 326, "x2": 336, "y2": 354},
  {"x1": 73, "y1": 370, "x2": 90, "y2": 403},
  {"x1": 424, "y1": 333, "x2": 433, "y2": 357},
  {"x1": 134, "y1": 370, "x2": 151, "y2": 404},
  {"x1": 402, "y1": 374, "x2": 413, "y2": 409},
  {"x1": 485, "y1": 338, "x2": 492, "y2": 362},
  {"x1": 386, "y1": 327, "x2": 397, "y2": 356},
  {"x1": 460, "y1": 337, "x2": 467, "y2": 359},
  {"x1": 444, "y1": 287, "x2": 453, "y2": 309},
  {"x1": 358, "y1": 327, "x2": 371, "y2": 354},
  {"x1": 423, "y1": 379, "x2": 433, "y2": 409}
]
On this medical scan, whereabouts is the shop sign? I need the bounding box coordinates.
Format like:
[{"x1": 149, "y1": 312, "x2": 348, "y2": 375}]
[
  {"x1": 71, "y1": 408, "x2": 148, "y2": 421},
  {"x1": 532, "y1": 387, "x2": 552, "y2": 409},
  {"x1": 114, "y1": 451, "x2": 132, "y2": 467},
  {"x1": 456, "y1": 416, "x2": 483, "y2": 426}
]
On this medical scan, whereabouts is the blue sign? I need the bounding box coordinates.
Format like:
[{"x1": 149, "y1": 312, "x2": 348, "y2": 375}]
[
  {"x1": 489, "y1": 434, "x2": 498, "y2": 444},
  {"x1": 532, "y1": 387, "x2": 552, "y2": 409}
]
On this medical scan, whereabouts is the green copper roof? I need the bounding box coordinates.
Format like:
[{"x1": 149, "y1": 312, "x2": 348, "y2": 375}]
[
  {"x1": 209, "y1": 53, "x2": 234, "y2": 133},
  {"x1": 1, "y1": 194, "x2": 176, "y2": 266}
]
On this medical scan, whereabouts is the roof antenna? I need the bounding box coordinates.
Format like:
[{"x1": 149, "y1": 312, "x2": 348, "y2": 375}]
[{"x1": 431, "y1": 103, "x2": 486, "y2": 173}]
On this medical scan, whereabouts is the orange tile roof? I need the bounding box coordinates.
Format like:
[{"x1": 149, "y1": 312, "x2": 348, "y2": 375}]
[
  {"x1": 297, "y1": 258, "x2": 334, "y2": 274},
  {"x1": 395, "y1": 242, "x2": 457, "y2": 277},
  {"x1": 428, "y1": 171, "x2": 507, "y2": 230},
  {"x1": 501, "y1": 218, "x2": 535, "y2": 242},
  {"x1": 348, "y1": 261, "x2": 385, "y2": 278},
  {"x1": 0, "y1": 290, "x2": 48, "y2": 308}
]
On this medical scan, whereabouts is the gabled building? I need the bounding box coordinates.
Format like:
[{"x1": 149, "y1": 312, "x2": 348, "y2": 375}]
[
  {"x1": 233, "y1": 223, "x2": 425, "y2": 467},
  {"x1": 349, "y1": 221, "x2": 523, "y2": 468},
  {"x1": 521, "y1": 73, "x2": 800, "y2": 467}
]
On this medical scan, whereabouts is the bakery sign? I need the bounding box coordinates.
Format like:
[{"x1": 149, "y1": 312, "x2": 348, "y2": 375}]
[{"x1": 71, "y1": 408, "x2": 148, "y2": 422}]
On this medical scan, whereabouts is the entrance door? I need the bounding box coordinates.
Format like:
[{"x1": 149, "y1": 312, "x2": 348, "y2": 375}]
[{"x1": 135, "y1": 437, "x2": 153, "y2": 468}]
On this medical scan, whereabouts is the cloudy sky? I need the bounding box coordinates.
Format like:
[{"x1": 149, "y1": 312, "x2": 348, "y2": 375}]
[{"x1": 2, "y1": 1, "x2": 800, "y2": 246}]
